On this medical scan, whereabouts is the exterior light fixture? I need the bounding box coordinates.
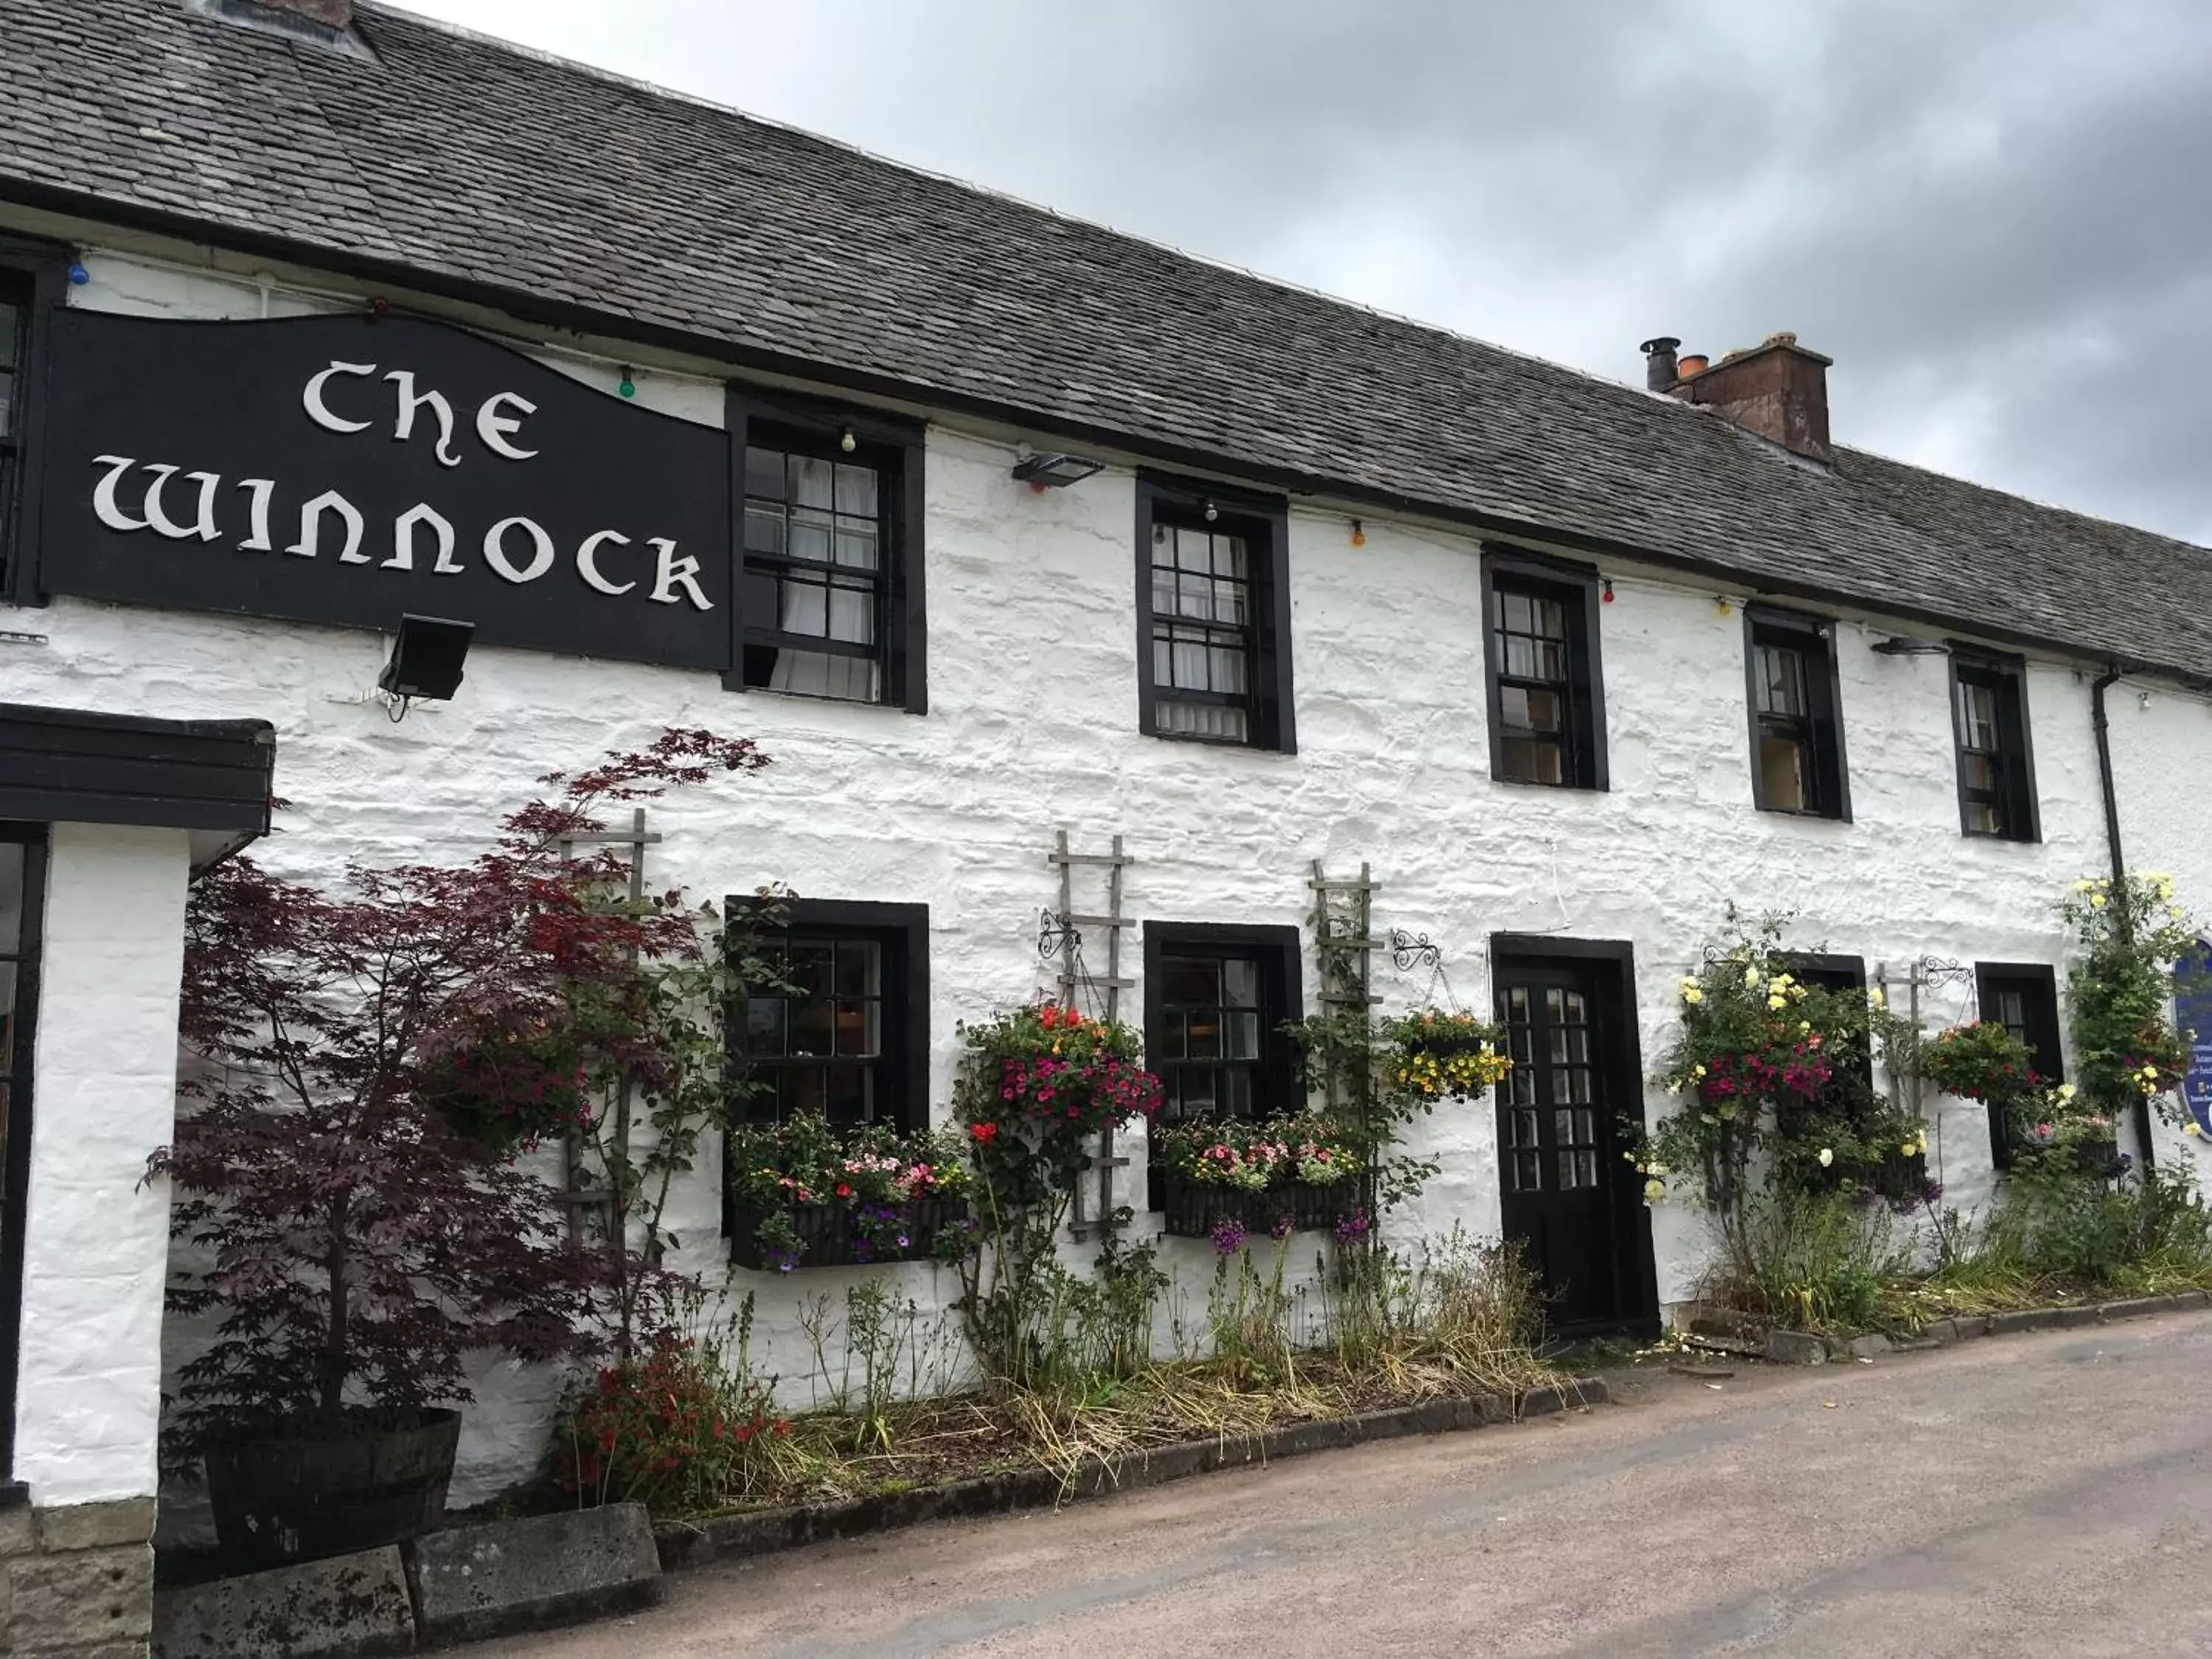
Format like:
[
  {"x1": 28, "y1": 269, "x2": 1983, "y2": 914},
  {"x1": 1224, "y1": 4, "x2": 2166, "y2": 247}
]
[
  {"x1": 838, "y1": 427, "x2": 858, "y2": 454},
  {"x1": 378, "y1": 614, "x2": 475, "y2": 710},
  {"x1": 618, "y1": 367, "x2": 636, "y2": 399},
  {"x1": 1871, "y1": 636, "x2": 1952, "y2": 656},
  {"x1": 1203, "y1": 499, "x2": 1220, "y2": 523},
  {"x1": 1011, "y1": 451, "x2": 1105, "y2": 490}
]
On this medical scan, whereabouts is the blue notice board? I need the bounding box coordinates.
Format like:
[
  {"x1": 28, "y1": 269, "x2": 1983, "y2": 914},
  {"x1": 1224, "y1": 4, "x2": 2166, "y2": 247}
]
[{"x1": 2178, "y1": 943, "x2": 2212, "y2": 1135}]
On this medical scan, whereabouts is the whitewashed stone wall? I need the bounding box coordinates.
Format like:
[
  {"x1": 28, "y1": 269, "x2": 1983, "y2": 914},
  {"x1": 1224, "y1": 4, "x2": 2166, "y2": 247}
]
[
  {"x1": 0, "y1": 237, "x2": 2182, "y2": 1508},
  {"x1": 15, "y1": 823, "x2": 191, "y2": 1507}
]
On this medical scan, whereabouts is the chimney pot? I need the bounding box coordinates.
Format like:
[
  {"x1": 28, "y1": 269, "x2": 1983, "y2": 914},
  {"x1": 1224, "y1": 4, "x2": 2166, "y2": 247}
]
[
  {"x1": 1677, "y1": 353, "x2": 1710, "y2": 378},
  {"x1": 1672, "y1": 334, "x2": 1832, "y2": 462},
  {"x1": 1639, "y1": 335, "x2": 1681, "y2": 392}
]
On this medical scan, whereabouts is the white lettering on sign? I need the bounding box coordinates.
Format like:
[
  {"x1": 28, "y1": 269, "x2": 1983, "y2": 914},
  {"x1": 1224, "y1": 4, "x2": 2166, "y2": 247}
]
[
  {"x1": 648, "y1": 538, "x2": 710, "y2": 609},
  {"x1": 483, "y1": 517, "x2": 557, "y2": 584},
  {"x1": 237, "y1": 479, "x2": 276, "y2": 552},
  {"x1": 385, "y1": 372, "x2": 464, "y2": 469},
  {"x1": 288, "y1": 490, "x2": 367, "y2": 564},
  {"x1": 475, "y1": 392, "x2": 540, "y2": 462},
  {"x1": 141, "y1": 465, "x2": 222, "y2": 543},
  {"x1": 302, "y1": 362, "x2": 377, "y2": 434},
  {"x1": 91, "y1": 455, "x2": 150, "y2": 532},
  {"x1": 575, "y1": 529, "x2": 636, "y2": 597},
  {"x1": 390, "y1": 504, "x2": 462, "y2": 574}
]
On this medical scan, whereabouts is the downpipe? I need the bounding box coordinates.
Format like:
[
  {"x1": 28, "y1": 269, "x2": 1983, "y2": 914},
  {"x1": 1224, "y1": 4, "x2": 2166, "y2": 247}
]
[{"x1": 2090, "y1": 667, "x2": 2155, "y2": 1171}]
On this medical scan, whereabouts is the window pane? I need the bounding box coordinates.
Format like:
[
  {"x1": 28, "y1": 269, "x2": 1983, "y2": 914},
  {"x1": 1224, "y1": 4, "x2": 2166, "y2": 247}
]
[
  {"x1": 1500, "y1": 686, "x2": 1564, "y2": 735},
  {"x1": 0, "y1": 367, "x2": 13, "y2": 440},
  {"x1": 790, "y1": 1000, "x2": 834, "y2": 1057},
  {"x1": 1756, "y1": 644, "x2": 1808, "y2": 717},
  {"x1": 835, "y1": 1000, "x2": 879, "y2": 1057},
  {"x1": 1958, "y1": 681, "x2": 2000, "y2": 750},
  {"x1": 744, "y1": 446, "x2": 785, "y2": 501},
  {"x1": 1210, "y1": 644, "x2": 1248, "y2": 695},
  {"x1": 835, "y1": 941, "x2": 880, "y2": 998},
  {"x1": 1212, "y1": 535, "x2": 1248, "y2": 581},
  {"x1": 779, "y1": 576, "x2": 828, "y2": 637},
  {"x1": 1171, "y1": 638, "x2": 1208, "y2": 691},
  {"x1": 1962, "y1": 754, "x2": 1998, "y2": 794},
  {"x1": 1221, "y1": 1068, "x2": 1253, "y2": 1118},
  {"x1": 744, "y1": 504, "x2": 785, "y2": 555},
  {"x1": 1965, "y1": 799, "x2": 2004, "y2": 836},
  {"x1": 1176, "y1": 1071, "x2": 1216, "y2": 1113},
  {"x1": 1760, "y1": 732, "x2": 1809, "y2": 810},
  {"x1": 824, "y1": 1064, "x2": 871, "y2": 1125},
  {"x1": 1225, "y1": 1011, "x2": 1260, "y2": 1060},
  {"x1": 1222, "y1": 958, "x2": 1259, "y2": 1007},
  {"x1": 833, "y1": 526, "x2": 878, "y2": 570},
  {"x1": 789, "y1": 508, "x2": 832, "y2": 564},
  {"x1": 742, "y1": 646, "x2": 880, "y2": 703},
  {"x1": 1186, "y1": 1009, "x2": 1222, "y2": 1060},
  {"x1": 1500, "y1": 737, "x2": 1566, "y2": 785},
  {"x1": 1160, "y1": 1009, "x2": 1186, "y2": 1060},
  {"x1": 834, "y1": 462, "x2": 878, "y2": 518},
  {"x1": 827, "y1": 583, "x2": 874, "y2": 645},
  {"x1": 788, "y1": 942, "x2": 833, "y2": 998},
  {"x1": 1157, "y1": 699, "x2": 1248, "y2": 741},
  {"x1": 744, "y1": 996, "x2": 786, "y2": 1054},
  {"x1": 1161, "y1": 958, "x2": 1220, "y2": 1006},
  {"x1": 792, "y1": 456, "x2": 834, "y2": 509}
]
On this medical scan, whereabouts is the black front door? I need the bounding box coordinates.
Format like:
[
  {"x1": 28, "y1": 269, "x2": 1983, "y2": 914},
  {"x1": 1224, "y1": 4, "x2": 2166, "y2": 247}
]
[{"x1": 1495, "y1": 962, "x2": 1629, "y2": 1332}]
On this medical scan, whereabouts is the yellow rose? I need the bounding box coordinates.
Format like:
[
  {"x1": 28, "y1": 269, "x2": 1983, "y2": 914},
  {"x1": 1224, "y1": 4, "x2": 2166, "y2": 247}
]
[
  {"x1": 1768, "y1": 995, "x2": 1787, "y2": 1011},
  {"x1": 1744, "y1": 965, "x2": 1762, "y2": 989},
  {"x1": 1694, "y1": 1064, "x2": 1708, "y2": 1079},
  {"x1": 1683, "y1": 985, "x2": 1705, "y2": 1006},
  {"x1": 1868, "y1": 988, "x2": 1886, "y2": 1010},
  {"x1": 2091, "y1": 894, "x2": 2108, "y2": 909},
  {"x1": 1818, "y1": 1147, "x2": 1834, "y2": 1167},
  {"x1": 1643, "y1": 1178, "x2": 1666, "y2": 1203},
  {"x1": 2056, "y1": 1083, "x2": 2076, "y2": 1102}
]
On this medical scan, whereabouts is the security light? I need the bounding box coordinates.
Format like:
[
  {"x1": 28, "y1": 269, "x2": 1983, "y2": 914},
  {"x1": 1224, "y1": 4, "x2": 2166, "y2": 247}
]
[
  {"x1": 1011, "y1": 451, "x2": 1106, "y2": 489},
  {"x1": 1870, "y1": 636, "x2": 1952, "y2": 657},
  {"x1": 378, "y1": 614, "x2": 475, "y2": 702}
]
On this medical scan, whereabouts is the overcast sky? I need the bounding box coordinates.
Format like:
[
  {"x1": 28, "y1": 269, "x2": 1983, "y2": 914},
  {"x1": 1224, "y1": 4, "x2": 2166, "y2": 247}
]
[{"x1": 403, "y1": 0, "x2": 2212, "y2": 546}]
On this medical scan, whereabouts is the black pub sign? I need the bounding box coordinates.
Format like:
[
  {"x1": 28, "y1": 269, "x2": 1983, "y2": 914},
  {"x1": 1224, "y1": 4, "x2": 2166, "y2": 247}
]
[{"x1": 35, "y1": 312, "x2": 731, "y2": 669}]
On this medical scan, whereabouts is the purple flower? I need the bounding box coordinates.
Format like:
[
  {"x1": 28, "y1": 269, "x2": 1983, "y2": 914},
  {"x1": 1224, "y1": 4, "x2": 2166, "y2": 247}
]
[
  {"x1": 1334, "y1": 1210, "x2": 1371, "y2": 1247},
  {"x1": 1268, "y1": 1214, "x2": 1293, "y2": 1241},
  {"x1": 896, "y1": 1234, "x2": 911, "y2": 1250},
  {"x1": 1211, "y1": 1216, "x2": 1247, "y2": 1254}
]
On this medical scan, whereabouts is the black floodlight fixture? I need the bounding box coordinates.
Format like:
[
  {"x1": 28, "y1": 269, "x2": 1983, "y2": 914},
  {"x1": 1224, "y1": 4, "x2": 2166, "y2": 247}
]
[
  {"x1": 1870, "y1": 636, "x2": 1952, "y2": 657},
  {"x1": 378, "y1": 614, "x2": 476, "y2": 702},
  {"x1": 1012, "y1": 451, "x2": 1107, "y2": 490}
]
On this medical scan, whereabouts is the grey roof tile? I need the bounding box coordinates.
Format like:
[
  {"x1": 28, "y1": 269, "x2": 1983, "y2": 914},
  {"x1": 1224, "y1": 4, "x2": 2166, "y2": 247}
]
[{"x1": 1, "y1": 0, "x2": 2208, "y2": 674}]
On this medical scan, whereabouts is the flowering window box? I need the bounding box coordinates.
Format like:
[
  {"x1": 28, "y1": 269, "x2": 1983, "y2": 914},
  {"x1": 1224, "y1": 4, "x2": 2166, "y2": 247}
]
[
  {"x1": 728, "y1": 1196, "x2": 967, "y2": 1273},
  {"x1": 1160, "y1": 1175, "x2": 1350, "y2": 1239}
]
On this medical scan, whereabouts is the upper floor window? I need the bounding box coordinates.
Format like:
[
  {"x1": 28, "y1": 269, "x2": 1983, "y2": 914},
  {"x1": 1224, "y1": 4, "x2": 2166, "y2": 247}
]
[
  {"x1": 1745, "y1": 607, "x2": 1850, "y2": 819},
  {"x1": 0, "y1": 234, "x2": 66, "y2": 605},
  {"x1": 1135, "y1": 478, "x2": 1295, "y2": 753},
  {"x1": 1142, "y1": 922, "x2": 1301, "y2": 1209},
  {"x1": 728, "y1": 389, "x2": 927, "y2": 713},
  {"x1": 731, "y1": 899, "x2": 929, "y2": 1133},
  {"x1": 1949, "y1": 650, "x2": 2038, "y2": 841},
  {"x1": 1481, "y1": 550, "x2": 1607, "y2": 790},
  {"x1": 1974, "y1": 962, "x2": 2062, "y2": 1169}
]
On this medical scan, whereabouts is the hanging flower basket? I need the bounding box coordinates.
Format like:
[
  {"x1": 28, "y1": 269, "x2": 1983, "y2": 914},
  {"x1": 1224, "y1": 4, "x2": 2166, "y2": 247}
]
[
  {"x1": 1379, "y1": 1009, "x2": 1512, "y2": 1102},
  {"x1": 724, "y1": 1114, "x2": 975, "y2": 1272}
]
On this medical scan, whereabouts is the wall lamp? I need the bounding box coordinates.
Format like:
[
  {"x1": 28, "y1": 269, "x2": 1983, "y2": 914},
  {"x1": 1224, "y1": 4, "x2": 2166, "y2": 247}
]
[
  {"x1": 1871, "y1": 636, "x2": 1952, "y2": 657},
  {"x1": 1012, "y1": 451, "x2": 1106, "y2": 490},
  {"x1": 378, "y1": 614, "x2": 476, "y2": 715}
]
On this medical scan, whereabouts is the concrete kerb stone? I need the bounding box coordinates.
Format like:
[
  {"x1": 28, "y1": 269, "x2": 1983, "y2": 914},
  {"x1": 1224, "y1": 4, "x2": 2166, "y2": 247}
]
[
  {"x1": 405, "y1": 1504, "x2": 661, "y2": 1649},
  {"x1": 151, "y1": 1546, "x2": 413, "y2": 1659},
  {"x1": 1760, "y1": 1289, "x2": 2212, "y2": 1365},
  {"x1": 653, "y1": 1379, "x2": 1608, "y2": 1573}
]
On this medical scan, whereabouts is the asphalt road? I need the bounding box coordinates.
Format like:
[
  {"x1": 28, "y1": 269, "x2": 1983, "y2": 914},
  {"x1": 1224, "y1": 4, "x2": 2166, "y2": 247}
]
[{"x1": 462, "y1": 1313, "x2": 2212, "y2": 1658}]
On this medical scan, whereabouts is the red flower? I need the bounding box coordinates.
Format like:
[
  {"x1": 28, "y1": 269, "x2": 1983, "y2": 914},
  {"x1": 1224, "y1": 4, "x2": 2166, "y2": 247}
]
[
  {"x1": 970, "y1": 1121, "x2": 1000, "y2": 1145},
  {"x1": 835, "y1": 1183, "x2": 852, "y2": 1198},
  {"x1": 773, "y1": 1419, "x2": 792, "y2": 1437}
]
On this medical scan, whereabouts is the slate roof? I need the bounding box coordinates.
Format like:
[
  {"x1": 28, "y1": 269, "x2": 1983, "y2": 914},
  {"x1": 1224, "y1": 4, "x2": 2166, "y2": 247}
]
[{"x1": 2, "y1": 0, "x2": 2210, "y2": 677}]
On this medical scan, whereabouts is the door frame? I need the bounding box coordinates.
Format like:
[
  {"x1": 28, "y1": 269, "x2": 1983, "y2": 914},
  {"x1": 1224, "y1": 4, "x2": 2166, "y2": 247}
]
[
  {"x1": 0, "y1": 825, "x2": 48, "y2": 1489},
  {"x1": 1489, "y1": 933, "x2": 1660, "y2": 1338}
]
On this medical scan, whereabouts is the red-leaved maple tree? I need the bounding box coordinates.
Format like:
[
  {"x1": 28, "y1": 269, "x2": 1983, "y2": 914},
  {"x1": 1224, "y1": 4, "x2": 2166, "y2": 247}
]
[{"x1": 150, "y1": 729, "x2": 769, "y2": 1447}]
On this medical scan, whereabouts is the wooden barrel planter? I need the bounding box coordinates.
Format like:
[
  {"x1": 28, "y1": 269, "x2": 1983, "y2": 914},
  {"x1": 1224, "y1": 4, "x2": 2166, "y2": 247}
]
[{"x1": 204, "y1": 1406, "x2": 460, "y2": 1571}]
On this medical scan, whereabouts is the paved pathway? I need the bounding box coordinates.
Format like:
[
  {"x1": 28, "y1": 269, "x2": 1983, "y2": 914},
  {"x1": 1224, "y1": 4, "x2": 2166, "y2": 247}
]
[{"x1": 461, "y1": 1312, "x2": 2212, "y2": 1657}]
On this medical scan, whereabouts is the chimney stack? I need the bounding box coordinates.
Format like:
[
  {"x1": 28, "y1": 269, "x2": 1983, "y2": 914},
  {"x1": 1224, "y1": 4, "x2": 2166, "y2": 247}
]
[
  {"x1": 1649, "y1": 331, "x2": 1833, "y2": 464},
  {"x1": 1639, "y1": 337, "x2": 1680, "y2": 393}
]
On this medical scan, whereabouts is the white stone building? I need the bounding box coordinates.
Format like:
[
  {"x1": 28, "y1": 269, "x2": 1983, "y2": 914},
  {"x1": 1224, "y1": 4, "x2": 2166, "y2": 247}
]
[{"x1": 2, "y1": 0, "x2": 2211, "y2": 1641}]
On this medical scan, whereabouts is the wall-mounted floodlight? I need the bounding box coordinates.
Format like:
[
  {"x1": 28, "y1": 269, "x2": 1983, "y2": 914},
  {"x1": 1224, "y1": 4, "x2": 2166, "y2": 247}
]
[
  {"x1": 1012, "y1": 452, "x2": 1105, "y2": 490},
  {"x1": 1870, "y1": 636, "x2": 1952, "y2": 657},
  {"x1": 378, "y1": 614, "x2": 475, "y2": 703}
]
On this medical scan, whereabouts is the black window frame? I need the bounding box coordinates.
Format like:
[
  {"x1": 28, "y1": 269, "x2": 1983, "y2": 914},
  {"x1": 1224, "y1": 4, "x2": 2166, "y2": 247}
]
[
  {"x1": 1134, "y1": 475, "x2": 1296, "y2": 754},
  {"x1": 1481, "y1": 548, "x2": 1608, "y2": 790},
  {"x1": 1974, "y1": 961, "x2": 2062, "y2": 1170},
  {"x1": 1947, "y1": 647, "x2": 2039, "y2": 843},
  {"x1": 725, "y1": 386, "x2": 927, "y2": 714},
  {"x1": 1141, "y1": 921, "x2": 1303, "y2": 1211},
  {"x1": 726, "y1": 897, "x2": 930, "y2": 1136},
  {"x1": 1744, "y1": 606, "x2": 1851, "y2": 821},
  {"x1": 0, "y1": 233, "x2": 68, "y2": 609}
]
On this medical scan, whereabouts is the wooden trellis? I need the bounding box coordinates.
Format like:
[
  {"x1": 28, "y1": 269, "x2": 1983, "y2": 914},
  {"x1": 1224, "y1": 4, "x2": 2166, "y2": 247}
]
[
  {"x1": 1044, "y1": 830, "x2": 1135, "y2": 1239},
  {"x1": 552, "y1": 807, "x2": 662, "y2": 1248},
  {"x1": 1309, "y1": 860, "x2": 1382, "y2": 1110}
]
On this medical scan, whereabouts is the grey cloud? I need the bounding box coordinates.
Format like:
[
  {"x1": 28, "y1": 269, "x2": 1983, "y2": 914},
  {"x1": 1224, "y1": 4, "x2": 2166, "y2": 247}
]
[{"x1": 406, "y1": 0, "x2": 2212, "y2": 543}]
